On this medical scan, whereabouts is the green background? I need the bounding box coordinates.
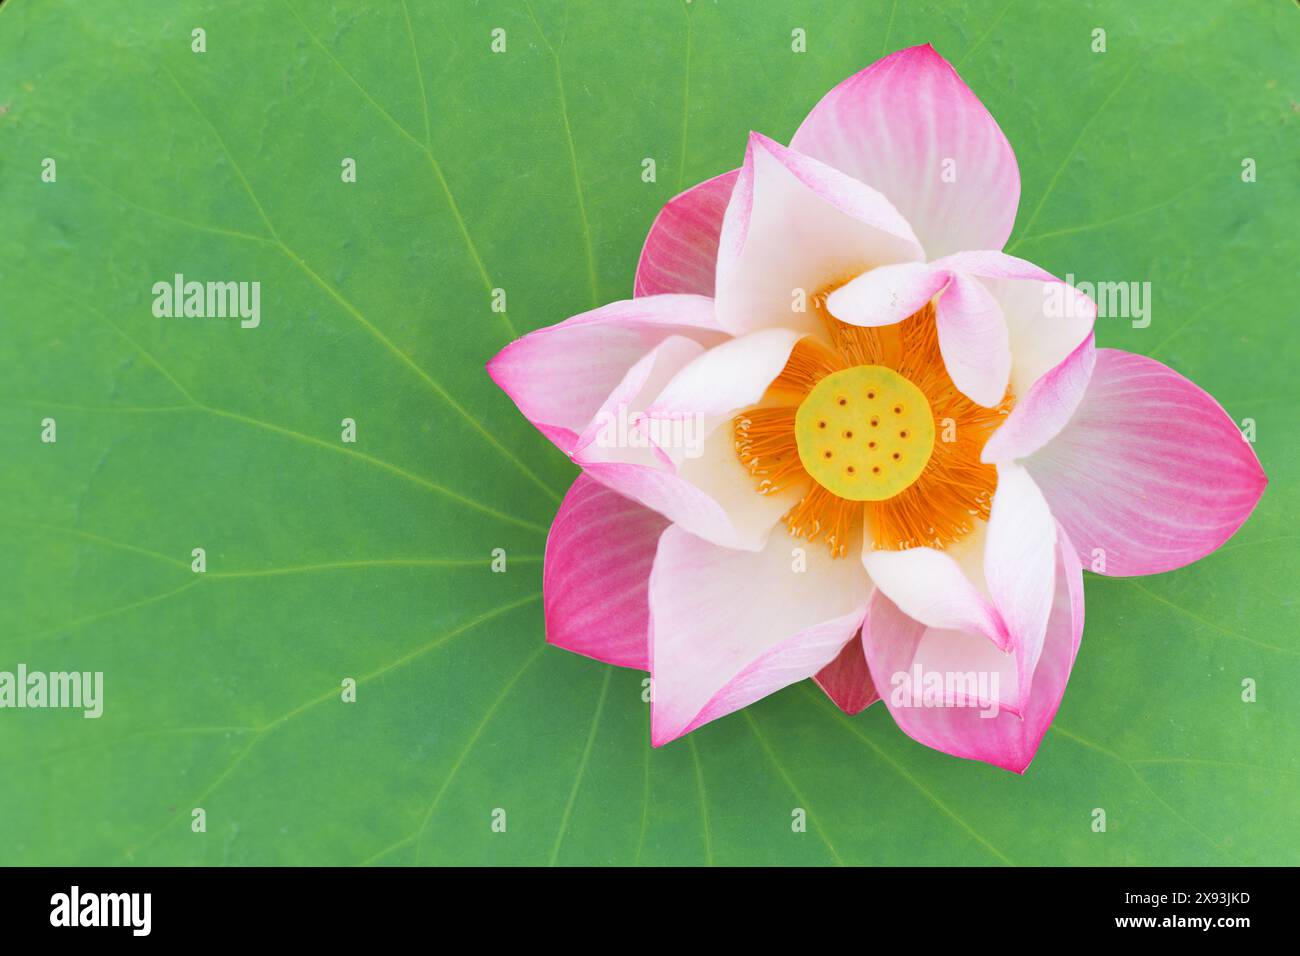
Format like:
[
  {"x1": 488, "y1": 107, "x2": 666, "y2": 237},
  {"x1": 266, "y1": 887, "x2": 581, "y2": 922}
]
[{"x1": 1, "y1": 0, "x2": 1296, "y2": 866}]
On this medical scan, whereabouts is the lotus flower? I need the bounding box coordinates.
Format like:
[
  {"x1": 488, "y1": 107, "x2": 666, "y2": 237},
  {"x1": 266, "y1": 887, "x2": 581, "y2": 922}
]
[{"x1": 488, "y1": 45, "x2": 1266, "y2": 772}]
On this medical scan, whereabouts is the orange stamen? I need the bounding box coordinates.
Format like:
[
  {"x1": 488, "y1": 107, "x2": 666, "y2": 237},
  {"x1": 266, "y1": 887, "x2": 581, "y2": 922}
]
[{"x1": 733, "y1": 295, "x2": 1009, "y2": 557}]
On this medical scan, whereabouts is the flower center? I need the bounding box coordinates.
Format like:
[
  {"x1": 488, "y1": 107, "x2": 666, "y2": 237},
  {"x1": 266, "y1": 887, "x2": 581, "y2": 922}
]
[
  {"x1": 794, "y1": 365, "x2": 935, "y2": 501},
  {"x1": 733, "y1": 296, "x2": 1010, "y2": 558}
]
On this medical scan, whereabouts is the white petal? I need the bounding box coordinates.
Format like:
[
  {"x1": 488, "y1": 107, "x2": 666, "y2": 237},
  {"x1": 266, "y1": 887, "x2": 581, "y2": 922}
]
[{"x1": 715, "y1": 133, "x2": 923, "y2": 338}]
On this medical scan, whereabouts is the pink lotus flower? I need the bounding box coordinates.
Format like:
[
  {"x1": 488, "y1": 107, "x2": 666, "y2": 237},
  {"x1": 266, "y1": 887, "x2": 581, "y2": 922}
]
[{"x1": 488, "y1": 45, "x2": 1266, "y2": 772}]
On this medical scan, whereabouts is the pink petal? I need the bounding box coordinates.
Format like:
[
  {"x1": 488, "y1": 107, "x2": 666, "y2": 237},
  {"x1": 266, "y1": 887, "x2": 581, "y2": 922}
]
[
  {"x1": 870, "y1": 618, "x2": 1020, "y2": 715},
  {"x1": 825, "y1": 261, "x2": 951, "y2": 327},
  {"x1": 984, "y1": 463, "x2": 1057, "y2": 713},
  {"x1": 1025, "y1": 349, "x2": 1267, "y2": 576},
  {"x1": 929, "y1": 249, "x2": 1056, "y2": 282},
  {"x1": 580, "y1": 452, "x2": 801, "y2": 554},
  {"x1": 577, "y1": 327, "x2": 811, "y2": 551},
  {"x1": 814, "y1": 634, "x2": 879, "y2": 715},
  {"x1": 982, "y1": 333, "x2": 1096, "y2": 463},
  {"x1": 715, "y1": 132, "x2": 923, "y2": 338},
  {"x1": 544, "y1": 475, "x2": 669, "y2": 669},
  {"x1": 635, "y1": 170, "x2": 740, "y2": 297},
  {"x1": 650, "y1": 525, "x2": 869, "y2": 745},
  {"x1": 487, "y1": 295, "x2": 726, "y2": 453},
  {"x1": 791, "y1": 44, "x2": 1020, "y2": 258},
  {"x1": 862, "y1": 538, "x2": 1009, "y2": 651},
  {"x1": 863, "y1": 523, "x2": 1085, "y2": 774},
  {"x1": 863, "y1": 461, "x2": 1058, "y2": 686},
  {"x1": 935, "y1": 271, "x2": 1011, "y2": 408},
  {"x1": 643, "y1": 327, "x2": 805, "y2": 429},
  {"x1": 933, "y1": 251, "x2": 1097, "y2": 401},
  {"x1": 572, "y1": 335, "x2": 706, "y2": 467}
]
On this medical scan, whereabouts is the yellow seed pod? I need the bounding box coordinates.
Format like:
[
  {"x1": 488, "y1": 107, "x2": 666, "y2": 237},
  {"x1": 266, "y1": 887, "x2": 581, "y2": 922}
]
[{"x1": 794, "y1": 364, "x2": 936, "y2": 502}]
